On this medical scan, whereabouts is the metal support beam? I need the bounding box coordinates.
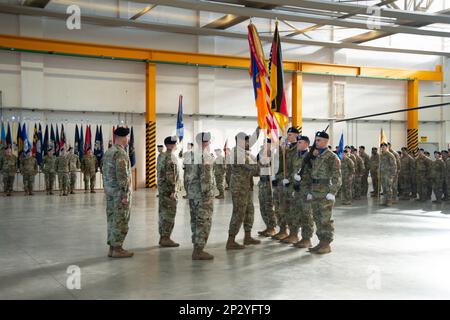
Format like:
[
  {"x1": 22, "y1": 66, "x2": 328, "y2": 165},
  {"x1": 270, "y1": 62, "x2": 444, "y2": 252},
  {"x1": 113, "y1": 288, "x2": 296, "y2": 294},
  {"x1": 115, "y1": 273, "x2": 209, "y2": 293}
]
[
  {"x1": 292, "y1": 72, "x2": 303, "y2": 133},
  {"x1": 130, "y1": 4, "x2": 157, "y2": 20},
  {"x1": 23, "y1": 0, "x2": 51, "y2": 8},
  {"x1": 145, "y1": 63, "x2": 157, "y2": 188},
  {"x1": 407, "y1": 79, "x2": 419, "y2": 154}
]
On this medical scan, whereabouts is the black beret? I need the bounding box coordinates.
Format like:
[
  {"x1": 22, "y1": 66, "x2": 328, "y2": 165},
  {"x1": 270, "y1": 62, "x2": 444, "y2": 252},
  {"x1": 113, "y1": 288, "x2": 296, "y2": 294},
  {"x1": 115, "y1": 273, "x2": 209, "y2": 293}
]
[
  {"x1": 196, "y1": 132, "x2": 211, "y2": 143},
  {"x1": 359, "y1": 146, "x2": 365, "y2": 149},
  {"x1": 434, "y1": 151, "x2": 441, "y2": 155},
  {"x1": 380, "y1": 142, "x2": 388, "y2": 147},
  {"x1": 266, "y1": 138, "x2": 271, "y2": 143},
  {"x1": 164, "y1": 136, "x2": 177, "y2": 145},
  {"x1": 442, "y1": 150, "x2": 448, "y2": 154},
  {"x1": 297, "y1": 135, "x2": 310, "y2": 143},
  {"x1": 315, "y1": 131, "x2": 329, "y2": 139},
  {"x1": 115, "y1": 126, "x2": 130, "y2": 137},
  {"x1": 343, "y1": 149, "x2": 348, "y2": 153},
  {"x1": 157, "y1": 145, "x2": 163, "y2": 148},
  {"x1": 287, "y1": 127, "x2": 300, "y2": 134},
  {"x1": 419, "y1": 148, "x2": 425, "y2": 151}
]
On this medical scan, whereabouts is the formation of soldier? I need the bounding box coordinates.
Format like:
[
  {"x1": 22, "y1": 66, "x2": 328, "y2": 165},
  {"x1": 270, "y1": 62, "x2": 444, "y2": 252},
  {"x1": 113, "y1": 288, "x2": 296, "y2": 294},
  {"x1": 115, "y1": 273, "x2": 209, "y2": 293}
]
[{"x1": 0, "y1": 143, "x2": 100, "y2": 196}]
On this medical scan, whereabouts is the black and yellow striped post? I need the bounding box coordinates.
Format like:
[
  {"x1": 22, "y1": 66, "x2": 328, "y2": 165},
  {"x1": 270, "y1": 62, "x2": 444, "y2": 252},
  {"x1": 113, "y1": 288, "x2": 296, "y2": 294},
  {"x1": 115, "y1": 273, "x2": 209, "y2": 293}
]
[
  {"x1": 292, "y1": 72, "x2": 303, "y2": 134},
  {"x1": 407, "y1": 79, "x2": 419, "y2": 156},
  {"x1": 146, "y1": 63, "x2": 157, "y2": 188}
]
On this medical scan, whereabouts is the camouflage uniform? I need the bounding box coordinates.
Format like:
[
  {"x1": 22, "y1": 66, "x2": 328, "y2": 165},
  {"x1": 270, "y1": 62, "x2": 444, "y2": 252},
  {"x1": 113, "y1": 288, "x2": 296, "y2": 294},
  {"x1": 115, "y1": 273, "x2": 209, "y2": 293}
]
[
  {"x1": 291, "y1": 150, "x2": 314, "y2": 239},
  {"x1": 340, "y1": 154, "x2": 355, "y2": 204},
  {"x1": 0, "y1": 154, "x2": 18, "y2": 194},
  {"x1": 257, "y1": 152, "x2": 276, "y2": 230},
  {"x1": 416, "y1": 154, "x2": 433, "y2": 201},
  {"x1": 228, "y1": 146, "x2": 258, "y2": 236},
  {"x1": 390, "y1": 150, "x2": 401, "y2": 201},
  {"x1": 352, "y1": 154, "x2": 365, "y2": 200},
  {"x1": 20, "y1": 156, "x2": 38, "y2": 194},
  {"x1": 68, "y1": 153, "x2": 80, "y2": 193},
  {"x1": 432, "y1": 158, "x2": 445, "y2": 202},
  {"x1": 81, "y1": 154, "x2": 98, "y2": 192},
  {"x1": 185, "y1": 148, "x2": 215, "y2": 247},
  {"x1": 182, "y1": 150, "x2": 193, "y2": 195},
  {"x1": 399, "y1": 152, "x2": 414, "y2": 199},
  {"x1": 157, "y1": 150, "x2": 178, "y2": 238},
  {"x1": 380, "y1": 151, "x2": 397, "y2": 204},
  {"x1": 310, "y1": 148, "x2": 341, "y2": 243},
  {"x1": 42, "y1": 154, "x2": 56, "y2": 194},
  {"x1": 213, "y1": 154, "x2": 225, "y2": 198},
  {"x1": 360, "y1": 152, "x2": 370, "y2": 197},
  {"x1": 55, "y1": 155, "x2": 70, "y2": 195},
  {"x1": 225, "y1": 152, "x2": 232, "y2": 190},
  {"x1": 369, "y1": 153, "x2": 380, "y2": 195},
  {"x1": 283, "y1": 142, "x2": 299, "y2": 235},
  {"x1": 410, "y1": 155, "x2": 417, "y2": 198},
  {"x1": 103, "y1": 144, "x2": 132, "y2": 247}
]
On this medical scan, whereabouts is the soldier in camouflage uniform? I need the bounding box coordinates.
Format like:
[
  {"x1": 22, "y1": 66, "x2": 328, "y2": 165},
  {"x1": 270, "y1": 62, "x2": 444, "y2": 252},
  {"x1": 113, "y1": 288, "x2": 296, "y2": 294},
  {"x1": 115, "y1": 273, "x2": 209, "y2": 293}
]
[
  {"x1": 425, "y1": 151, "x2": 433, "y2": 199},
  {"x1": 103, "y1": 127, "x2": 133, "y2": 258},
  {"x1": 442, "y1": 150, "x2": 449, "y2": 201},
  {"x1": 388, "y1": 143, "x2": 401, "y2": 203},
  {"x1": 380, "y1": 143, "x2": 397, "y2": 206},
  {"x1": 42, "y1": 148, "x2": 56, "y2": 195},
  {"x1": 290, "y1": 135, "x2": 314, "y2": 249},
  {"x1": 55, "y1": 148, "x2": 70, "y2": 196},
  {"x1": 81, "y1": 148, "x2": 98, "y2": 193},
  {"x1": 308, "y1": 131, "x2": 341, "y2": 254},
  {"x1": 157, "y1": 136, "x2": 180, "y2": 248},
  {"x1": 156, "y1": 144, "x2": 165, "y2": 198},
  {"x1": 369, "y1": 147, "x2": 380, "y2": 197},
  {"x1": 351, "y1": 148, "x2": 365, "y2": 200},
  {"x1": 20, "y1": 149, "x2": 38, "y2": 196},
  {"x1": 0, "y1": 146, "x2": 17, "y2": 196},
  {"x1": 225, "y1": 148, "x2": 232, "y2": 190},
  {"x1": 340, "y1": 149, "x2": 355, "y2": 205},
  {"x1": 416, "y1": 148, "x2": 433, "y2": 202},
  {"x1": 213, "y1": 148, "x2": 226, "y2": 199},
  {"x1": 257, "y1": 139, "x2": 276, "y2": 237},
  {"x1": 226, "y1": 131, "x2": 260, "y2": 250},
  {"x1": 359, "y1": 146, "x2": 370, "y2": 198},
  {"x1": 432, "y1": 151, "x2": 445, "y2": 204},
  {"x1": 185, "y1": 132, "x2": 215, "y2": 260},
  {"x1": 67, "y1": 147, "x2": 80, "y2": 194},
  {"x1": 180, "y1": 143, "x2": 192, "y2": 199},
  {"x1": 409, "y1": 150, "x2": 417, "y2": 199},
  {"x1": 399, "y1": 147, "x2": 414, "y2": 200}
]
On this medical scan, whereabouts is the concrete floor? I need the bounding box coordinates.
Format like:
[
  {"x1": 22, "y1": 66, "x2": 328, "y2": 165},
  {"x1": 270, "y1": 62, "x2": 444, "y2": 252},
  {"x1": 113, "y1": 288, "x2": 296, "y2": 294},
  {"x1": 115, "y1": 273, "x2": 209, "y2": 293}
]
[{"x1": 1, "y1": 189, "x2": 450, "y2": 300}]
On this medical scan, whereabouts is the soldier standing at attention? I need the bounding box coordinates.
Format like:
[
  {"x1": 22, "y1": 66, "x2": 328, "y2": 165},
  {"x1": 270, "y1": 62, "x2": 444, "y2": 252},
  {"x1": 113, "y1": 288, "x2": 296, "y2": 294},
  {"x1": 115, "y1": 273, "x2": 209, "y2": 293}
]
[
  {"x1": 157, "y1": 136, "x2": 180, "y2": 248},
  {"x1": 42, "y1": 148, "x2": 56, "y2": 195},
  {"x1": 0, "y1": 146, "x2": 17, "y2": 196},
  {"x1": 55, "y1": 148, "x2": 70, "y2": 196},
  {"x1": 213, "y1": 148, "x2": 226, "y2": 199},
  {"x1": 103, "y1": 127, "x2": 133, "y2": 258},
  {"x1": 351, "y1": 147, "x2": 365, "y2": 200},
  {"x1": 185, "y1": 132, "x2": 215, "y2": 260},
  {"x1": 369, "y1": 147, "x2": 380, "y2": 197},
  {"x1": 380, "y1": 143, "x2": 397, "y2": 206},
  {"x1": 399, "y1": 147, "x2": 414, "y2": 200},
  {"x1": 20, "y1": 149, "x2": 38, "y2": 196},
  {"x1": 432, "y1": 151, "x2": 445, "y2": 204},
  {"x1": 156, "y1": 144, "x2": 165, "y2": 198},
  {"x1": 388, "y1": 143, "x2": 401, "y2": 203},
  {"x1": 81, "y1": 147, "x2": 98, "y2": 193},
  {"x1": 340, "y1": 149, "x2": 355, "y2": 205},
  {"x1": 67, "y1": 147, "x2": 80, "y2": 194},
  {"x1": 226, "y1": 132, "x2": 260, "y2": 250},
  {"x1": 415, "y1": 148, "x2": 433, "y2": 202},
  {"x1": 257, "y1": 139, "x2": 276, "y2": 237},
  {"x1": 358, "y1": 146, "x2": 370, "y2": 198},
  {"x1": 308, "y1": 131, "x2": 341, "y2": 254},
  {"x1": 291, "y1": 135, "x2": 314, "y2": 249}
]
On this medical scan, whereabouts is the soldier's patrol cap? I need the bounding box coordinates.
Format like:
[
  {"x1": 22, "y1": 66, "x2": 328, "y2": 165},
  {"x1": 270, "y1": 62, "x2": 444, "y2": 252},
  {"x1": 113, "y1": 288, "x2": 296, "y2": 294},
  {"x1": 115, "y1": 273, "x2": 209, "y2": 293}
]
[
  {"x1": 196, "y1": 132, "x2": 211, "y2": 143},
  {"x1": 380, "y1": 142, "x2": 388, "y2": 147},
  {"x1": 164, "y1": 136, "x2": 177, "y2": 145},
  {"x1": 315, "y1": 131, "x2": 329, "y2": 139},
  {"x1": 287, "y1": 127, "x2": 300, "y2": 134},
  {"x1": 235, "y1": 132, "x2": 247, "y2": 141},
  {"x1": 115, "y1": 126, "x2": 130, "y2": 137},
  {"x1": 297, "y1": 135, "x2": 310, "y2": 143}
]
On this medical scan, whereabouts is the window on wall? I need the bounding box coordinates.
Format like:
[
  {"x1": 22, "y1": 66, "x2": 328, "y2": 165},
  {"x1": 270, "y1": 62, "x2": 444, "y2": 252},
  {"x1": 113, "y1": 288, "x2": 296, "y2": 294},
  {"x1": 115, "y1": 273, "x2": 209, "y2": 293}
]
[{"x1": 333, "y1": 82, "x2": 345, "y2": 118}]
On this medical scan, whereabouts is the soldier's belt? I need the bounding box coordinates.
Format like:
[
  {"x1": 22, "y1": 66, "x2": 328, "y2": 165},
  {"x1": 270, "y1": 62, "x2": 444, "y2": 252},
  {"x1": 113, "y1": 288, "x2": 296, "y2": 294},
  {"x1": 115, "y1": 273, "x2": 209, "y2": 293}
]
[{"x1": 312, "y1": 178, "x2": 330, "y2": 184}]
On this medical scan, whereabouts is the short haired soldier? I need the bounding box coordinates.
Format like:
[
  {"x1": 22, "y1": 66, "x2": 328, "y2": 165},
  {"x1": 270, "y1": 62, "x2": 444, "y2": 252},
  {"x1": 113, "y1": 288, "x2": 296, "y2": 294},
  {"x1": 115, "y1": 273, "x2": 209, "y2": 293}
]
[
  {"x1": 20, "y1": 149, "x2": 38, "y2": 196},
  {"x1": 42, "y1": 148, "x2": 56, "y2": 195},
  {"x1": 0, "y1": 146, "x2": 18, "y2": 196}
]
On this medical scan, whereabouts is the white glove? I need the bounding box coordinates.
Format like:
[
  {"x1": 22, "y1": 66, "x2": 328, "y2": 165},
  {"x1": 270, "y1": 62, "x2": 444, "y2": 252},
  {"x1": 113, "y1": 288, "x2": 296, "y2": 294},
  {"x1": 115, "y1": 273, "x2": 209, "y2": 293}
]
[
  {"x1": 282, "y1": 179, "x2": 290, "y2": 186},
  {"x1": 294, "y1": 174, "x2": 301, "y2": 182},
  {"x1": 326, "y1": 193, "x2": 335, "y2": 201},
  {"x1": 307, "y1": 193, "x2": 313, "y2": 201}
]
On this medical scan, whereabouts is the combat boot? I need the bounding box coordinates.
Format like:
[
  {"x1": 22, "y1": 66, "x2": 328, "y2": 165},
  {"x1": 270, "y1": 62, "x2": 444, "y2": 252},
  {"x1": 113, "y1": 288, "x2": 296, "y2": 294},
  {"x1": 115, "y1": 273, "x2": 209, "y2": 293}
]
[
  {"x1": 111, "y1": 246, "x2": 134, "y2": 258},
  {"x1": 159, "y1": 236, "x2": 180, "y2": 247},
  {"x1": 433, "y1": 200, "x2": 442, "y2": 204},
  {"x1": 243, "y1": 231, "x2": 261, "y2": 245},
  {"x1": 70, "y1": 191, "x2": 75, "y2": 194},
  {"x1": 281, "y1": 233, "x2": 299, "y2": 244},
  {"x1": 271, "y1": 228, "x2": 288, "y2": 241},
  {"x1": 91, "y1": 190, "x2": 96, "y2": 193},
  {"x1": 29, "y1": 192, "x2": 34, "y2": 196},
  {"x1": 258, "y1": 228, "x2": 276, "y2": 237},
  {"x1": 226, "y1": 235, "x2": 245, "y2": 250},
  {"x1": 192, "y1": 246, "x2": 214, "y2": 260},
  {"x1": 49, "y1": 191, "x2": 54, "y2": 195},
  {"x1": 382, "y1": 200, "x2": 393, "y2": 206},
  {"x1": 315, "y1": 241, "x2": 332, "y2": 254},
  {"x1": 308, "y1": 241, "x2": 324, "y2": 253},
  {"x1": 293, "y1": 238, "x2": 312, "y2": 249}
]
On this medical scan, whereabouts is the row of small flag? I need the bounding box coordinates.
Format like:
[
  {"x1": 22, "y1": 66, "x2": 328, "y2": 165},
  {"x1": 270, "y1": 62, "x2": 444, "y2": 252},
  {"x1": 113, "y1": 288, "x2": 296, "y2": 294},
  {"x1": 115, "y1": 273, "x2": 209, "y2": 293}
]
[{"x1": 1, "y1": 122, "x2": 136, "y2": 167}]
